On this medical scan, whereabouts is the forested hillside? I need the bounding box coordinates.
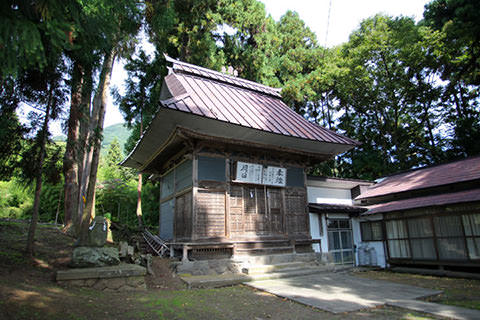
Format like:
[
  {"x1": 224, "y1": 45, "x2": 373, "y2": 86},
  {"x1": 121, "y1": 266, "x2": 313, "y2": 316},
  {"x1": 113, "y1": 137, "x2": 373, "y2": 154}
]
[
  {"x1": 101, "y1": 123, "x2": 131, "y2": 154},
  {"x1": 0, "y1": 0, "x2": 478, "y2": 247},
  {"x1": 52, "y1": 123, "x2": 131, "y2": 154}
]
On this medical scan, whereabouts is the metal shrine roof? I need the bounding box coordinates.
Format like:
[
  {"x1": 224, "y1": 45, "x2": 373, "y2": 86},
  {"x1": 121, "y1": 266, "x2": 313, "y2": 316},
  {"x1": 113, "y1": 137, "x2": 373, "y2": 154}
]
[
  {"x1": 121, "y1": 56, "x2": 360, "y2": 170},
  {"x1": 161, "y1": 55, "x2": 359, "y2": 146}
]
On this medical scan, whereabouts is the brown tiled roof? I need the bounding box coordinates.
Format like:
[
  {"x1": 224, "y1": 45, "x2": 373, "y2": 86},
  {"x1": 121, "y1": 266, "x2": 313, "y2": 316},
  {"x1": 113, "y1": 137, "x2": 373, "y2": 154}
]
[
  {"x1": 364, "y1": 188, "x2": 480, "y2": 215},
  {"x1": 162, "y1": 55, "x2": 359, "y2": 146},
  {"x1": 356, "y1": 156, "x2": 480, "y2": 200}
]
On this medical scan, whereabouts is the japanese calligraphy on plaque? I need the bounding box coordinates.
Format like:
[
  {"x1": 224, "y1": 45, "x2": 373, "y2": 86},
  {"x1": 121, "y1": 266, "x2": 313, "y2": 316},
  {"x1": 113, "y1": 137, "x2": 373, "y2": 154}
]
[
  {"x1": 234, "y1": 161, "x2": 286, "y2": 187},
  {"x1": 263, "y1": 166, "x2": 286, "y2": 187},
  {"x1": 235, "y1": 161, "x2": 263, "y2": 184}
]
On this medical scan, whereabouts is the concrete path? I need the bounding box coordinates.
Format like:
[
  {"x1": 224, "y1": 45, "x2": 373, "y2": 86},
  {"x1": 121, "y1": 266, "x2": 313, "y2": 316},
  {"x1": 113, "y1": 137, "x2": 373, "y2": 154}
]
[
  {"x1": 387, "y1": 299, "x2": 480, "y2": 320},
  {"x1": 247, "y1": 272, "x2": 480, "y2": 319},
  {"x1": 248, "y1": 272, "x2": 424, "y2": 313}
]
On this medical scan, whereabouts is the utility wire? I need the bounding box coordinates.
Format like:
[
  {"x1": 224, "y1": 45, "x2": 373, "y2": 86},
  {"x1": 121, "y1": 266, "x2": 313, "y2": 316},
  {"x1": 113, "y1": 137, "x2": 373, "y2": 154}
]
[{"x1": 324, "y1": 0, "x2": 333, "y2": 48}]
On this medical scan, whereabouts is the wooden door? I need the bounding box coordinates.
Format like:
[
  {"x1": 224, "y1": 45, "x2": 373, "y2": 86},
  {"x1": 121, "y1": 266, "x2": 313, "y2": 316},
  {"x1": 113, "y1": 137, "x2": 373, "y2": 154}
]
[{"x1": 267, "y1": 188, "x2": 283, "y2": 234}]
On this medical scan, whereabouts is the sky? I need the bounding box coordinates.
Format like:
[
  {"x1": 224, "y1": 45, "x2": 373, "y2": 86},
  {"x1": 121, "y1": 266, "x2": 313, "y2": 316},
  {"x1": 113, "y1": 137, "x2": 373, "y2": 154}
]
[{"x1": 42, "y1": 0, "x2": 430, "y2": 136}]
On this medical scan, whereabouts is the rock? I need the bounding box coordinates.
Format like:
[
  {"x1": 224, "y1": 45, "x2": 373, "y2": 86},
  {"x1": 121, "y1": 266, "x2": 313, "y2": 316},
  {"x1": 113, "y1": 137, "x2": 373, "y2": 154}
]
[
  {"x1": 119, "y1": 241, "x2": 134, "y2": 261},
  {"x1": 119, "y1": 241, "x2": 128, "y2": 258},
  {"x1": 88, "y1": 216, "x2": 108, "y2": 247},
  {"x1": 71, "y1": 246, "x2": 120, "y2": 268},
  {"x1": 140, "y1": 254, "x2": 154, "y2": 275},
  {"x1": 127, "y1": 245, "x2": 134, "y2": 257}
]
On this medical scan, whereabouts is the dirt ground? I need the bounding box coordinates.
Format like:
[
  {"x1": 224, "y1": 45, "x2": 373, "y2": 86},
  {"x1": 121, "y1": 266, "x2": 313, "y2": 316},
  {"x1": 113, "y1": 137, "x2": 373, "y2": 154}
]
[{"x1": 0, "y1": 220, "x2": 462, "y2": 320}]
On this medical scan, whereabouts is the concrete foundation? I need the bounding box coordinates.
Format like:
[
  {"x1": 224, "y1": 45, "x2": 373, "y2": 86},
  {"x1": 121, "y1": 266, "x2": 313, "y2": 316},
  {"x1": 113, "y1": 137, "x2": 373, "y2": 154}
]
[{"x1": 56, "y1": 263, "x2": 147, "y2": 291}]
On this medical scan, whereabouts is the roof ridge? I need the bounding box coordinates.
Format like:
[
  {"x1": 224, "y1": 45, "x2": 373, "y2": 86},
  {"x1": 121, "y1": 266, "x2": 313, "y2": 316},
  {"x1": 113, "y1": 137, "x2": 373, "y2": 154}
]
[
  {"x1": 379, "y1": 155, "x2": 480, "y2": 181},
  {"x1": 164, "y1": 54, "x2": 282, "y2": 98}
]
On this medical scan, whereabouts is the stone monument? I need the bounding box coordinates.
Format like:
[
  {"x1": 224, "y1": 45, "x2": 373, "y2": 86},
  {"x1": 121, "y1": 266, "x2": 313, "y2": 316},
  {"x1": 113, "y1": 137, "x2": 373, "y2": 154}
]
[{"x1": 71, "y1": 216, "x2": 120, "y2": 268}]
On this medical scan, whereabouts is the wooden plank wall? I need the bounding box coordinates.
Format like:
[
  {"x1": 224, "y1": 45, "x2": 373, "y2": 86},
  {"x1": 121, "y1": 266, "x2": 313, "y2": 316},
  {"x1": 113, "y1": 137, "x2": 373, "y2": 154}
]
[
  {"x1": 175, "y1": 192, "x2": 192, "y2": 240},
  {"x1": 285, "y1": 187, "x2": 309, "y2": 237},
  {"x1": 195, "y1": 189, "x2": 226, "y2": 238},
  {"x1": 184, "y1": 149, "x2": 311, "y2": 242}
]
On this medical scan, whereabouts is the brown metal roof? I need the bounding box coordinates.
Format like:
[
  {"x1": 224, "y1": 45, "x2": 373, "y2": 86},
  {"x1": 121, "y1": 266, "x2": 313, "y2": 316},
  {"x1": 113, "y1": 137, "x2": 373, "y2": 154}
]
[
  {"x1": 122, "y1": 56, "x2": 360, "y2": 170},
  {"x1": 356, "y1": 156, "x2": 480, "y2": 200},
  {"x1": 166, "y1": 54, "x2": 282, "y2": 98},
  {"x1": 363, "y1": 188, "x2": 480, "y2": 215},
  {"x1": 162, "y1": 55, "x2": 360, "y2": 146}
]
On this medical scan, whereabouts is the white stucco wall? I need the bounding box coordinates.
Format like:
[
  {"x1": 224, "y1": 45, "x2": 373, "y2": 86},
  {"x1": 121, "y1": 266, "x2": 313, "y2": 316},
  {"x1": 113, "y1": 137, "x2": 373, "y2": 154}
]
[
  {"x1": 307, "y1": 183, "x2": 386, "y2": 268},
  {"x1": 309, "y1": 213, "x2": 328, "y2": 254},
  {"x1": 352, "y1": 217, "x2": 387, "y2": 268},
  {"x1": 307, "y1": 187, "x2": 353, "y2": 206}
]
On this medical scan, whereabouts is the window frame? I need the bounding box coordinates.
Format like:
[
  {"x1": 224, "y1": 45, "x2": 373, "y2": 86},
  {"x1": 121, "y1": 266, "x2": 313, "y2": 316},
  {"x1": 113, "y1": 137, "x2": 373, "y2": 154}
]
[{"x1": 360, "y1": 220, "x2": 384, "y2": 242}]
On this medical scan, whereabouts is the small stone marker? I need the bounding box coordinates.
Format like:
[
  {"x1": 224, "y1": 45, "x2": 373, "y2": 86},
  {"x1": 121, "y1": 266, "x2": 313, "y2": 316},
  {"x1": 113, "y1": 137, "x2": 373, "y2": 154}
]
[{"x1": 88, "y1": 216, "x2": 108, "y2": 247}]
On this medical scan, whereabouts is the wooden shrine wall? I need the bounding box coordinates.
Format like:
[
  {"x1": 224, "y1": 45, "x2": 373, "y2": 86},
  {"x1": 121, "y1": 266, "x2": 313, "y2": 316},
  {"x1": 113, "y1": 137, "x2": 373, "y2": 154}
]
[
  {"x1": 195, "y1": 188, "x2": 226, "y2": 238},
  {"x1": 160, "y1": 147, "x2": 312, "y2": 242}
]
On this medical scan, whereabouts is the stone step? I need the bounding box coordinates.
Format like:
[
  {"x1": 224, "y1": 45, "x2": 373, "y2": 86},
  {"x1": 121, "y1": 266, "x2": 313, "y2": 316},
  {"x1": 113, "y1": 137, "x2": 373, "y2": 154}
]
[
  {"x1": 234, "y1": 246, "x2": 294, "y2": 255},
  {"x1": 247, "y1": 266, "x2": 328, "y2": 281},
  {"x1": 233, "y1": 252, "x2": 319, "y2": 265},
  {"x1": 180, "y1": 266, "x2": 330, "y2": 289},
  {"x1": 242, "y1": 261, "x2": 313, "y2": 275}
]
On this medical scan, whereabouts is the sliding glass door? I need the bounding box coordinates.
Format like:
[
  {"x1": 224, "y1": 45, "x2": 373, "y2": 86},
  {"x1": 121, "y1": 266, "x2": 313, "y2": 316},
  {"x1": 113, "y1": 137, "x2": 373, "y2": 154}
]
[{"x1": 327, "y1": 219, "x2": 354, "y2": 265}]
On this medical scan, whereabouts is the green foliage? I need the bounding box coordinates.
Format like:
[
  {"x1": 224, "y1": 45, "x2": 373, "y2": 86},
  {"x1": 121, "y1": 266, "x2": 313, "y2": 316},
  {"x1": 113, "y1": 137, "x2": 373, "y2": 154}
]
[
  {"x1": 423, "y1": 0, "x2": 480, "y2": 158},
  {"x1": 0, "y1": 80, "x2": 28, "y2": 180},
  {"x1": 37, "y1": 183, "x2": 64, "y2": 223},
  {"x1": 98, "y1": 138, "x2": 135, "y2": 182},
  {"x1": 18, "y1": 141, "x2": 65, "y2": 185},
  {"x1": 95, "y1": 138, "x2": 157, "y2": 228},
  {"x1": 0, "y1": 180, "x2": 33, "y2": 219},
  {"x1": 0, "y1": 0, "x2": 79, "y2": 77},
  {"x1": 95, "y1": 179, "x2": 159, "y2": 228},
  {"x1": 424, "y1": 0, "x2": 480, "y2": 85}
]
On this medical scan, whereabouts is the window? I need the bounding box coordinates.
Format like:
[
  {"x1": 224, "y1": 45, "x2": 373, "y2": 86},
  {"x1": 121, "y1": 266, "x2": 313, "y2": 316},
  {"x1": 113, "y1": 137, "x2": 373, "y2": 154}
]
[
  {"x1": 161, "y1": 160, "x2": 193, "y2": 200},
  {"x1": 286, "y1": 167, "x2": 304, "y2": 187},
  {"x1": 360, "y1": 221, "x2": 383, "y2": 241},
  {"x1": 434, "y1": 215, "x2": 467, "y2": 260},
  {"x1": 463, "y1": 214, "x2": 480, "y2": 260},
  {"x1": 161, "y1": 170, "x2": 174, "y2": 199},
  {"x1": 386, "y1": 219, "x2": 411, "y2": 258},
  {"x1": 408, "y1": 217, "x2": 436, "y2": 260},
  {"x1": 198, "y1": 156, "x2": 225, "y2": 181},
  {"x1": 175, "y1": 160, "x2": 192, "y2": 191}
]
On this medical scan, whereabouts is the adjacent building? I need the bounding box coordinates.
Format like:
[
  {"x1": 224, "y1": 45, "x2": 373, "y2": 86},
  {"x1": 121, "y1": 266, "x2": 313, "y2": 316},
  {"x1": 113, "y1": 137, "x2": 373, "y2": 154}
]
[{"x1": 356, "y1": 156, "x2": 480, "y2": 270}]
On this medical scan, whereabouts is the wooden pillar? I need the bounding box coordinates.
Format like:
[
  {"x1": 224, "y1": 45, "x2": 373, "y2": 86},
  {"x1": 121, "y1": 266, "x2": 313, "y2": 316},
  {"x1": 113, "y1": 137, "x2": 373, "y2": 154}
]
[
  {"x1": 192, "y1": 151, "x2": 198, "y2": 241},
  {"x1": 182, "y1": 245, "x2": 189, "y2": 262},
  {"x1": 225, "y1": 157, "x2": 230, "y2": 238}
]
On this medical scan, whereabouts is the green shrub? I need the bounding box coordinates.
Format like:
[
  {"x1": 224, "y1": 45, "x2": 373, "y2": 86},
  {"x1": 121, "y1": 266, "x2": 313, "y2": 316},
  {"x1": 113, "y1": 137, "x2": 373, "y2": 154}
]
[{"x1": 0, "y1": 180, "x2": 33, "y2": 219}]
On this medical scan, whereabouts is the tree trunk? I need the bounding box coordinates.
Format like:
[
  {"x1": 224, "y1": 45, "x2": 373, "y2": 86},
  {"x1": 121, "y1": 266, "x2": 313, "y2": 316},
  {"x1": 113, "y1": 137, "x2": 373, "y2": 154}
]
[
  {"x1": 78, "y1": 49, "x2": 116, "y2": 245},
  {"x1": 63, "y1": 62, "x2": 83, "y2": 232},
  {"x1": 26, "y1": 85, "x2": 53, "y2": 256},
  {"x1": 136, "y1": 117, "x2": 144, "y2": 228},
  {"x1": 76, "y1": 65, "x2": 94, "y2": 228}
]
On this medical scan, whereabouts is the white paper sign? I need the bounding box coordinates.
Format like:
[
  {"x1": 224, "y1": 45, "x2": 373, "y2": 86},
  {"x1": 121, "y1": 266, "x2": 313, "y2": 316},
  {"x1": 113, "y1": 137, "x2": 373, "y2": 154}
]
[
  {"x1": 263, "y1": 166, "x2": 287, "y2": 187},
  {"x1": 235, "y1": 161, "x2": 263, "y2": 184},
  {"x1": 235, "y1": 162, "x2": 286, "y2": 186}
]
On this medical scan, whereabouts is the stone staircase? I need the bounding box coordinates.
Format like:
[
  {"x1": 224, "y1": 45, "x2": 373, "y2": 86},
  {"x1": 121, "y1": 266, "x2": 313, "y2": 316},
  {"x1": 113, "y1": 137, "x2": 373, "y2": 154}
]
[
  {"x1": 233, "y1": 240, "x2": 294, "y2": 256},
  {"x1": 179, "y1": 253, "x2": 345, "y2": 288},
  {"x1": 240, "y1": 261, "x2": 325, "y2": 281}
]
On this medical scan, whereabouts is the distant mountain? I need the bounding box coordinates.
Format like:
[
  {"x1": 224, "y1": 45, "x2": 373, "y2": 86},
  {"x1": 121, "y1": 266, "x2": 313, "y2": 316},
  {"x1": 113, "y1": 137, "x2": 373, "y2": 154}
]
[
  {"x1": 52, "y1": 123, "x2": 132, "y2": 156},
  {"x1": 52, "y1": 134, "x2": 67, "y2": 142},
  {"x1": 101, "y1": 123, "x2": 131, "y2": 155}
]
